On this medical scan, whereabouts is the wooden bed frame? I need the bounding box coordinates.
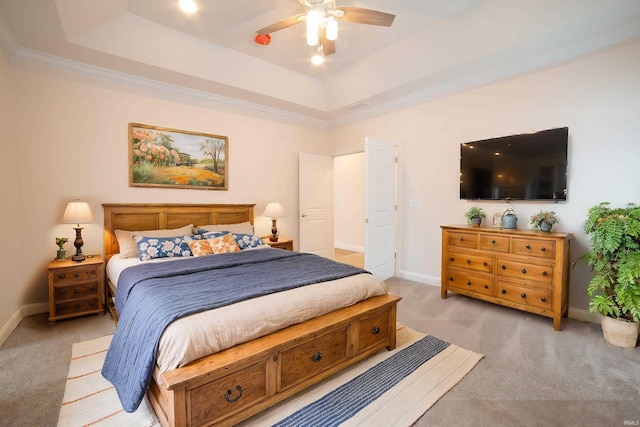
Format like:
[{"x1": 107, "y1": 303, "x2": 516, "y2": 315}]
[{"x1": 103, "y1": 203, "x2": 400, "y2": 427}]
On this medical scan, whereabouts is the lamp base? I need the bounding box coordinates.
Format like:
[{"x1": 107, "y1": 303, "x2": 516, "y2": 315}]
[
  {"x1": 270, "y1": 218, "x2": 278, "y2": 242},
  {"x1": 72, "y1": 226, "x2": 86, "y2": 262},
  {"x1": 72, "y1": 253, "x2": 86, "y2": 262}
]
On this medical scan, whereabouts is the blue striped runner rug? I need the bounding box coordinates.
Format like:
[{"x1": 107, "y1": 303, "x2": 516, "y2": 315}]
[{"x1": 274, "y1": 335, "x2": 450, "y2": 427}]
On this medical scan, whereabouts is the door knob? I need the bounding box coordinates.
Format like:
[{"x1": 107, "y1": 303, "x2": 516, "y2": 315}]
[{"x1": 301, "y1": 214, "x2": 307, "y2": 217}]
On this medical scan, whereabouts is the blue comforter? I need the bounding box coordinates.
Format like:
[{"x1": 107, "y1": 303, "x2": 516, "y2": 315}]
[{"x1": 101, "y1": 249, "x2": 369, "y2": 412}]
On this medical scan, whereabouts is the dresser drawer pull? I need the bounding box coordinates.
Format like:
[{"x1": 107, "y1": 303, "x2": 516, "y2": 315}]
[
  {"x1": 312, "y1": 352, "x2": 323, "y2": 363},
  {"x1": 520, "y1": 293, "x2": 527, "y2": 298},
  {"x1": 74, "y1": 272, "x2": 79, "y2": 278},
  {"x1": 525, "y1": 244, "x2": 531, "y2": 249},
  {"x1": 224, "y1": 385, "x2": 243, "y2": 403},
  {"x1": 459, "y1": 237, "x2": 464, "y2": 242},
  {"x1": 59, "y1": 274, "x2": 66, "y2": 279},
  {"x1": 74, "y1": 288, "x2": 79, "y2": 294},
  {"x1": 466, "y1": 259, "x2": 471, "y2": 264},
  {"x1": 450, "y1": 257, "x2": 455, "y2": 262},
  {"x1": 501, "y1": 265, "x2": 507, "y2": 270},
  {"x1": 541, "y1": 247, "x2": 546, "y2": 252},
  {"x1": 60, "y1": 289, "x2": 66, "y2": 294},
  {"x1": 541, "y1": 297, "x2": 547, "y2": 302},
  {"x1": 372, "y1": 326, "x2": 381, "y2": 335},
  {"x1": 466, "y1": 281, "x2": 471, "y2": 286},
  {"x1": 501, "y1": 289, "x2": 507, "y2": 294},
  {"x1": 491, "y1": 240, "x2": 496, "y2": 245},
  {"x1": 542, "y1": 271, "x2": 548, "y2": 276},
  {"x1": 449, "y1": 277, "x2": 454, "y2": 282},
  {"x1": 483, "y1": 261, "x2": 488, "y2": 267},
  {"x1": 521, "y1": 268, "x2": 527, "y2": 274},
  {"x1": 89, "y1": 285, "x2": 95, "y2": 290},
  {"x1": 484, "y1": 285, "x2": 489, "y2": 289},
  {"x1": 74, "y1": 303, "x2": 80, "y2": 309}
]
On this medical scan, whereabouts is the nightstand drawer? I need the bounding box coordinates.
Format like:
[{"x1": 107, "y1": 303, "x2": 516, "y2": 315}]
[
  {"x1": 52, "y1": 266, "x2": 99, "y2": 284},
  {"x1": 55, "y1": 297, "x2": 100, "y2": 316},
  {"x1": 54, "y1": 282, "x2": 99, "y2": 300}
]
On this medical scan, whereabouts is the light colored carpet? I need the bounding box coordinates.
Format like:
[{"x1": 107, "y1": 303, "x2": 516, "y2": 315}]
[{"x1": 58, "y1": 326, "x2": 482, "y2": 427}]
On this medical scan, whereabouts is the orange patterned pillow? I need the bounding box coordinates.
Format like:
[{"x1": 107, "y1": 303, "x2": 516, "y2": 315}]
[
  {"x1": 187, "y1": 239, "x2": 214, "y2": 257},
  {"x1": 209, "y1": 233, "x2": 241, "y2": 254}
]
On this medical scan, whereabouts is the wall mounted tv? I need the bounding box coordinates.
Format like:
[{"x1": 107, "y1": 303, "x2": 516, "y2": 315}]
[{"x1": 460, "y1": 127, "x2": 568, "y2": 201}]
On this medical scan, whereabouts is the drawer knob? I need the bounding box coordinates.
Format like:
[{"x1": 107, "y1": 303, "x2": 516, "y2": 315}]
[
  {"x1": 74, "y1": 303, "x2": 80, "y2": 309},
  {"x1": 224, "y1": 385, "x2": 243, "y2": 403},
  {"x1": 541, "y1": 247, "x2": 546, "y2": 252},
  {"x1": 449, "y1": 277, "x2": 454, "y2": 282},
  {"x1": 525, "y1": 244, "x2": 531, "y2": 249},
  {"x1": 466, "y1": 259, "x2": 471, "y2": 264},
  {"x1": 501, "y1": 289, "x2": 507, "y2": 294},
  {"x1": 521, "y1": 268, "x2": 527, "y2": 274},
  {"x1": 466, "y1": 280, "x2": 472, "y2": 286},
  {"x1": 520, "y1": 292, "x2": 527, "y2": 298},
  {"x1": 450, "y1": 257, "x2": 455, "y2": 262},
  {"x1": 541, "y1": 297, "x2": 547, "y2": 302},
  {"x1": 459, "y1": 237, "x2": 464, "y2": 241},
  {"x1": 312, "y1": 352, "x2": 323, "y2": 363},
  {"x1": 372, "y1": 326, "x2": 381, "y2": 335},
  {"x1": 483, "y1": 262, "x2": 488, "y2": 267},
  {"x1": 74, "y1": 272, "x2": 79, "y2": 277},
  {"x1": 542, "y1": 271, "x2": 548, "y2": 276},
  {"x1": 74, "y1": 288, "x2": 79, "y2": 294},
  {"x1": 501, "y1": 265, "x2": 506, "y2": 270},
  {"x1": 491, "y1": 240, "x2": 496, "y2": 245},
  {"x1": 484, "y1": 285, "x2": 489, "y2": 289},
  {"x1": 59, "y1": 274, "x2": 66, "y2": 279},
  {"x1": 60, "y1": 289, "x2": 66, "y2": 294},
  {"x1": 89, "y1": 285, "x2": 95, "y2": 290}
]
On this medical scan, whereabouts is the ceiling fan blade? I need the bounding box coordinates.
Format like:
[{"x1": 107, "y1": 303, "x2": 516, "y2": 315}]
[
  {"x1": 320, "y1": 28, "x2": 336, "y2": 56},
  {"x1": 336, "y1": 7, "x2": 395, "y2": 26},
  {"x1": 256, "y1": 14, "x2": 304, "y2": 35}
]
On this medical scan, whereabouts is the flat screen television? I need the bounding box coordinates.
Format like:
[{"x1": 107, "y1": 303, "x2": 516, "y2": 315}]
[{"x1": 460, "y1": 127, "x2": 568, "y2": 201}]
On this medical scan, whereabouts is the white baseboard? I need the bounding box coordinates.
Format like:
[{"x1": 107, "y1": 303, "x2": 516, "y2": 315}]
[
  {"x1": 0, "y1": 302, "x2": 48, "y2": 345},
  {"x1": 334, "y1": 242, "x2": 364, "y2": 253}
]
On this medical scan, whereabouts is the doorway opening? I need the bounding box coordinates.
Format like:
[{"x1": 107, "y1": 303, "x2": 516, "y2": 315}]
[{"x1": 333, "y1": 152, "x2": 365, "y2": 268}]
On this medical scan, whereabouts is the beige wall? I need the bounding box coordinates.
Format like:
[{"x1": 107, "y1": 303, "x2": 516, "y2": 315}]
[
  {"x1": 329, "y1": 39, "x2": 640, "y2": 315},
  {"x1": 0, "y1": 59, "x2": 328, "y2": 332},
  {"x1": 0, "y1": 49, "x2": 23, "y2": 332}
]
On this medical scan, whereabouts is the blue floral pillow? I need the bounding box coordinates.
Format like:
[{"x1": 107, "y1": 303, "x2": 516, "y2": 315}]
[
  {"x1": 133, "y1": 234, "x2": 201, "y2": 261},
  {"x1": 233, "y1": 233, "x2": 267, "y2": 250}
]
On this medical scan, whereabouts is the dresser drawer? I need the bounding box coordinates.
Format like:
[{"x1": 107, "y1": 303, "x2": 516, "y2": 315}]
[
  {"x1": 444, "y1": 269, "x2": 493, "y2": 297},
  {"x1": 496, "y1": 280, "x2": 552, "y2": 311},
  {"x1": 279, "y1": 327, "x2": 349, "y2": 390},
  {"x1": 55, "y1": 297, "x2": 100, "y2": 316},
  {"x1": 54, "y1": 281, "x2": 99, "y2": 300},
  {"x1": 52, "y1": 266, "x2": 99, "y2": 284},
  {"x1": 478, "y1": 235, "x2": 509, "y2": 252},
  {"x1": 357, "y1": 309, "x2": 391, "y2": 353},
  {"x1": 511, "y1": 238, "x2": 556, "y2": 259},
  {"x1": 496, "y1": 258, "x2": 554, "y2": 285},
  {"x1": 446, "y1": 251, "x2": 493, "y2": 273},
  {"x1": 189, "y1": 360, "x2": 268, "y2": 426},
  {"x1": 447, "y1": 232, "x2": 478, "y2": 249}
]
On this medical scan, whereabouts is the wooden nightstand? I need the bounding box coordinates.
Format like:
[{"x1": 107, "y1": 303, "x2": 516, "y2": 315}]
[
  {"x1": 262, "y1": 237, "x2": 294, "y2": 251},
  {"x1": 48, "y1": 255, "x2": 104, "y2": 325}
]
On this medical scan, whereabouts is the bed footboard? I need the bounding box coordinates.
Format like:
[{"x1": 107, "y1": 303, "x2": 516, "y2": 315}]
[{"x1": 147, "y1": 294, "x2": 401, "y2": 427}]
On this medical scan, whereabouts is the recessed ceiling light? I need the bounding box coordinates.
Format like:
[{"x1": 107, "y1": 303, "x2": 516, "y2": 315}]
[
  {"x1": 179, "y1": 0, "x2": 197, "y2": 14},
  {"x1": 311, "y1": 55, "x2": 324, "y2": 65}
]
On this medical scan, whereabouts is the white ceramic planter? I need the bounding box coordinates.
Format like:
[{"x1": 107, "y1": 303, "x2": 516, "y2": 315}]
[{"x1": 601, "y1": 315, "x2": 639, "y2": 348}]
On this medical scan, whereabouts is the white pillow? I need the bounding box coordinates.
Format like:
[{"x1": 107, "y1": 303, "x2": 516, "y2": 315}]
[
  {"x1": 115, "y1": 224, "x2": 194, "y2": 258},
  {"x1": 196, "y1": 221, "x2": 254, "y2": 235}
]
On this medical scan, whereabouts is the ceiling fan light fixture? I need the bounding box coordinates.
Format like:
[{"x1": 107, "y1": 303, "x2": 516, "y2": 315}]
[
  {"x1": 306, "y1": 10, "x2": 320, "y2": 46},
  {"x1": 311, "y1": 54, "x2": 324, "y2": 65},
  {"x1": 326, "y1": 18, "x2": 338, "y2": 41},
  {"x1": 178, "y1": 0, "x2": 197, "y2": 14}
]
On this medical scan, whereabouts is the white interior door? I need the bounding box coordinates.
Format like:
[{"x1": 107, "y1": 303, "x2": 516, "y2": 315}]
[
  {"x1": 364, "y1": 138, "x2": 397, "y2": 280},
  {"x1": 299, "y1": 153, "x2": 333, "y2": 258}
]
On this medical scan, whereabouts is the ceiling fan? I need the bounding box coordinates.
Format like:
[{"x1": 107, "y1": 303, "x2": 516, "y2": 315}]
[{"x1": 255, "y1": 0, "x2": 395, "y2": 59}]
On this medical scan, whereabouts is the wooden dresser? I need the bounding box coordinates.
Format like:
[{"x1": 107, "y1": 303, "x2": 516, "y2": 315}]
[
  {"x1": 441, "y1": 225, "x2": 571, "y2": 330},
  {"x1": 48, "y1": 255, "x2": 104, "y2": 325}
]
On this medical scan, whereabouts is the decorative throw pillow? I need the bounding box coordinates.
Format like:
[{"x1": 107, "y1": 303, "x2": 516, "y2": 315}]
[
  {"x1": 208, "y1": 233, "x2": 241, "y2": 254},
  {"x1": 133, "y1": 234, "x2": 201, "y2": 261},
  {"x1": 187, "y1": 239, "x2": 214, "y2": 257},
  {"x1": 233, "y1": 233, "x2": 267, "y2": 250}
]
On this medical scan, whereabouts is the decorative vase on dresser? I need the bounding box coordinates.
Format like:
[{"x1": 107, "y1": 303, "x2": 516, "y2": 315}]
[{"x1": 441, "y1": 225, "x2": 572, "y2": 331}]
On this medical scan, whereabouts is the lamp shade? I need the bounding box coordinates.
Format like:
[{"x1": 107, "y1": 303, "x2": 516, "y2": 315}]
[
  {"x1": 264, "y1": 202, "x2": 285, "y2": 219},
  {"x1": 62, "y1": 201, "x2": 94, "y2": 226}
]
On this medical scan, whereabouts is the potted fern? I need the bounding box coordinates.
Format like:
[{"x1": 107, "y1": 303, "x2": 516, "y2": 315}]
[
  {"x1": 465, "y1": 207, "x2": 486, "y2": 227},
  {"x1": 584, "y1": 202, "x2": 640, "y2": 348}
]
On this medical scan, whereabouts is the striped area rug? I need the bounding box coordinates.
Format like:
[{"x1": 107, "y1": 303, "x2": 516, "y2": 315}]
[{"x1": 58, "y1": 326, "x2": 482, "y2": 427}]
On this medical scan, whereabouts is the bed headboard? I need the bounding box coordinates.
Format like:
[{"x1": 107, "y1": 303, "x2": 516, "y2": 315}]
[{"x1": 103, "y1": 203, "x2": 255, "y2": 261}]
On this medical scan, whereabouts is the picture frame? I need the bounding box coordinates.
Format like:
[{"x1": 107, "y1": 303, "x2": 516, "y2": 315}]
[{"x1": 129, "y1": 123, "x2": 228, "y2": 190}]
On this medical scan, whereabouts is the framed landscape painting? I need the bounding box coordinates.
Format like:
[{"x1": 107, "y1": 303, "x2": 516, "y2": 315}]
[{"x1": 129, "y1": 123, "x2": 228, "y2": 190}]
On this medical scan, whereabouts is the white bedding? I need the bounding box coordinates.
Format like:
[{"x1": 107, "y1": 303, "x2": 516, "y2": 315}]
[{"x1": 106, "y1": 252, "x2": 387, "y2": 373}]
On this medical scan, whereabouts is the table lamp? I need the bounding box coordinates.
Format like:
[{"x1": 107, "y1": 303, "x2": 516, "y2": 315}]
[
  {"x1": 62, "y1": 200, "x2": 94, "y2": 262},
  {"x1": 263, "y1": 202, "x2": 285, "y2": 242}
]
